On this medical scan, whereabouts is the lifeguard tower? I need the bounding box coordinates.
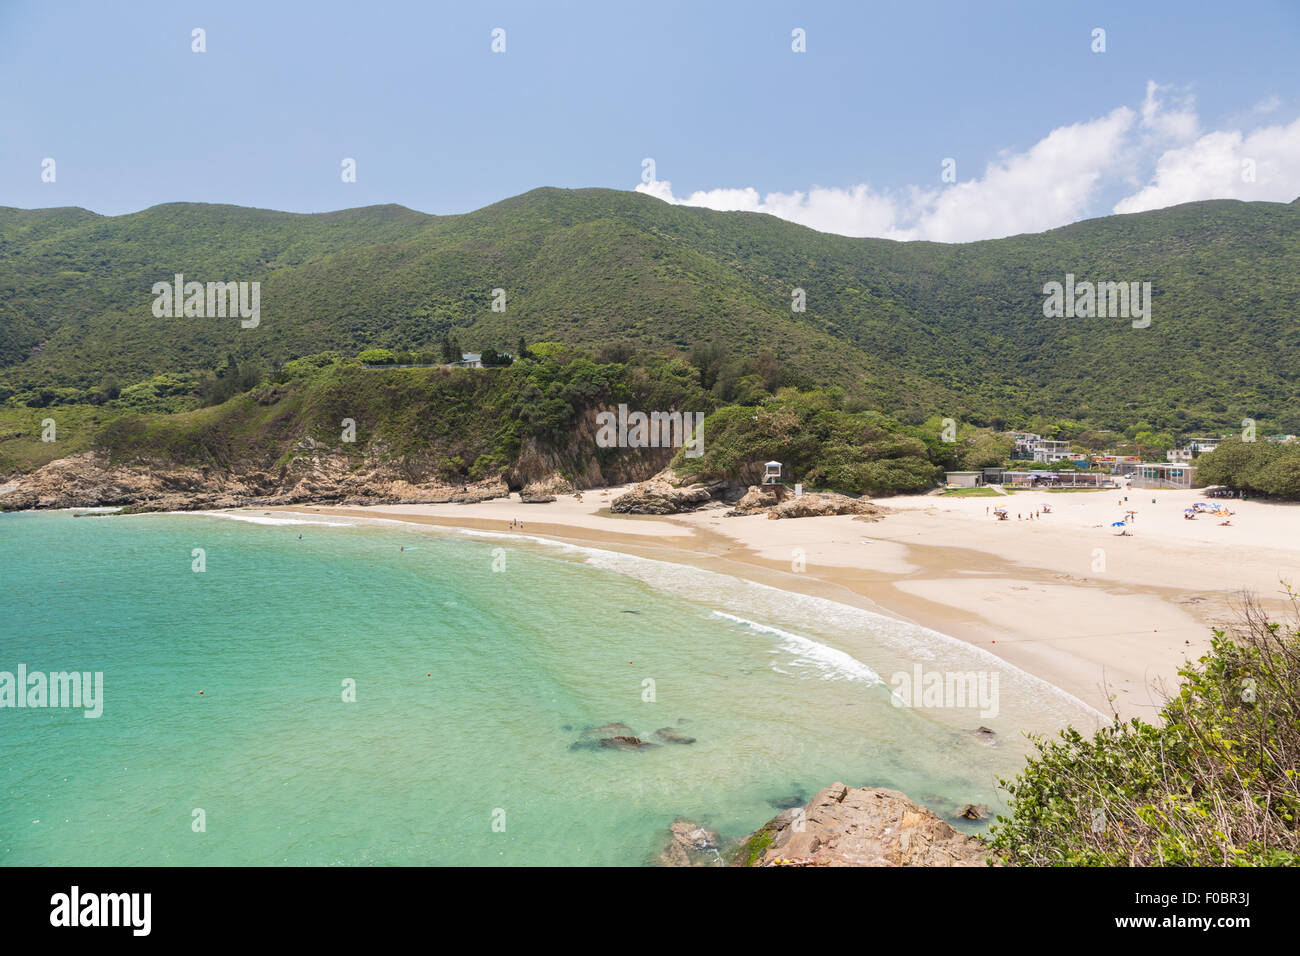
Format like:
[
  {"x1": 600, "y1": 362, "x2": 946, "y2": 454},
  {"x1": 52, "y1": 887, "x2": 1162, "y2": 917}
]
[{"x1": 763, "y1": 461, "x2": 782, "y2": 485}]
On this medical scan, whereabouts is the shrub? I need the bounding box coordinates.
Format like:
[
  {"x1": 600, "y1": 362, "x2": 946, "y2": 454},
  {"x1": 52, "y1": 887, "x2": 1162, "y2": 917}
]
[{"x1": 987, "y1": 596, "x2": 1300, "y2": 866}]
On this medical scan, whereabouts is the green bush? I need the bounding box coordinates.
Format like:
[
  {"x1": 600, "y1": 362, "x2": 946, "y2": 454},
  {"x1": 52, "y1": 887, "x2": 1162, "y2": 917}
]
[
  {"x1": 674, "y1": 389, "x2": 940, "y2": 495},
  {"x1": 987, "y1": 599, "x2": 1300, "y2": 866},
  {"x1": 1197, "y1": 439, "x2": 1297, "y2": 497},
  {"x1": 358, "y1": 348, "x2": 397, "y2": 365}
]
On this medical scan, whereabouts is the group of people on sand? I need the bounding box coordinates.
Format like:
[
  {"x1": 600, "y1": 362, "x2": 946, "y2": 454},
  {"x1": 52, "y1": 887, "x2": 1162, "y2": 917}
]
[
  {"x1": 986, "y1": 507, "x2": 1048, "y2": 520},
  {"x1": 509, "y1": 519, "x2": 524, "y2": 530}
]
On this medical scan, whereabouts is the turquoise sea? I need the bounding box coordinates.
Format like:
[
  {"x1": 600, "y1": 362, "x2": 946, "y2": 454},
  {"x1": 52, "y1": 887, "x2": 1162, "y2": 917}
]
[{"x1": 0, "y1": 509, "x2": 1100, "y2": 865}]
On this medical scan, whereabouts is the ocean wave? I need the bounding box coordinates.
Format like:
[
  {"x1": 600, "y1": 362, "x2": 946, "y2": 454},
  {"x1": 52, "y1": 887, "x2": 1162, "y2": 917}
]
[
  {"x1": 177, "y1": 511, "x2": 354, "y2": 527},
  {"x1": 470, "y1": 533, "x2": 1103, "y2": 724},
  {"x1": 710, "y1": 610, "x2": 883, "y2": 685}
]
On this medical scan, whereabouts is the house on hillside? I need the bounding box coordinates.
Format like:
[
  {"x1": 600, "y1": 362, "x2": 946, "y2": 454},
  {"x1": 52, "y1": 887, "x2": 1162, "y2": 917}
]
[
  {"x1": 455, "y1": 352, "x2": 483, "y2": 368},
  {"x1": 1030, "y1": 440, "x2": 1073, "y2": 463},
  {"x1": 1009, "y1": 432, "x2": 1041, "y2": 457}
]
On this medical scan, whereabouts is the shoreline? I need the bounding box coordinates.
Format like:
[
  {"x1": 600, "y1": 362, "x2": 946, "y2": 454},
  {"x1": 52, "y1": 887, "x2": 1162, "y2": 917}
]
[{"x1": 269, "y1": 486, "x2": 1300, "y2": 724}]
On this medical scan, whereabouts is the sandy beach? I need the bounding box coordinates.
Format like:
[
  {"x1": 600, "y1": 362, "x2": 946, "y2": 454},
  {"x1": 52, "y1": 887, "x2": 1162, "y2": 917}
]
[{"x1": 279, "y1": 487, "x2": 1300, "y2": 723}]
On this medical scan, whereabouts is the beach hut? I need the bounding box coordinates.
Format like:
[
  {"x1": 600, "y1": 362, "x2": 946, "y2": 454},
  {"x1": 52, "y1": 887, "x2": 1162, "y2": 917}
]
[{"x1": 763, "y1": 461, "x2": 782, "y2": 485}]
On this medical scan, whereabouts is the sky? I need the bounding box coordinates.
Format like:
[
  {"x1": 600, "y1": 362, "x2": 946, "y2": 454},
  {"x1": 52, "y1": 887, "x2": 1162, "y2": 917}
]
[{"x1": 2, "y1": 0, "x2": 1298, "y2": 241}]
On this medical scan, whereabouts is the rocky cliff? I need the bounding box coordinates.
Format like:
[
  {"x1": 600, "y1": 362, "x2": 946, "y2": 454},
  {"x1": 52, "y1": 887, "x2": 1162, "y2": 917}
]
[{"x1": 0, "y1": 447, "x2": 515, "y2": 512}]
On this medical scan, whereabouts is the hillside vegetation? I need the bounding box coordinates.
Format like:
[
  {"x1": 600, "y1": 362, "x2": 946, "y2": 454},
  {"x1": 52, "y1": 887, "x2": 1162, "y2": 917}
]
[{"x1": 3, "y1": 189, "x2": 1298, "y2": 435}]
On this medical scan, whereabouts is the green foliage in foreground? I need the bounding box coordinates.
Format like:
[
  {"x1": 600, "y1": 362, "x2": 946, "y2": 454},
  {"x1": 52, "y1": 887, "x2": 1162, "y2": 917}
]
[
  {"x1": 987, "y1": 601, "x2": 1300, "y2": 866},
  {"x1": 672, "y1": 387, "x2": 941, "y2": 495},
  {"x1": 1196, "y1": 439, "x2": 1300, "y2": 499}
]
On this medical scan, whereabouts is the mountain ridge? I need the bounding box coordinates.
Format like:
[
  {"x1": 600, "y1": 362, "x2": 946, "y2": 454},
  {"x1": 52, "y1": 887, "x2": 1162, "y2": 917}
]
[{"x1": 2, "y1": 187, "x2": 1297, "y2": 432}]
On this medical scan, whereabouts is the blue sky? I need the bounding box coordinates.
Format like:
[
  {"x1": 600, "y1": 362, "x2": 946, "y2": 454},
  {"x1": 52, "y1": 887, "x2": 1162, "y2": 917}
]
[{"x1": 2, "y1": 0, "x2": 1298, "y2": 239}]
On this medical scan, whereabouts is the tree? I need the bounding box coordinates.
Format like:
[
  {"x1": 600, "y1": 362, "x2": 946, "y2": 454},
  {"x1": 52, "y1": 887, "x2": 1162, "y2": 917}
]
[
  {"x1": 93, "y1": 374, "x2": 121, "y2": 405},
  {"x1": 1255, "y1": 453, "x2": 1300, "y2": 498},
  {"x1": 690, "y1": 342, "x2": 727, "y2": 391}
]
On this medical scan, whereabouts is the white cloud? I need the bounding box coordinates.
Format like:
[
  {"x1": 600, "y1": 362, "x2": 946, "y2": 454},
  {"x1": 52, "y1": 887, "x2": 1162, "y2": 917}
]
[
  {"x1": 634, "y1": 84, "x2": 1300, "y2": 242},
  {"x1": 907, "y1": 108, "x2": 1136, "y2": 242},
  {"x1": 1253, "y1": 95, "x2": 1282, "y2": 115},
  {"x1": 1139, "y1": 80, "x2": 1199, "y2": 143},
  {"x1": 1114, "y1": 116, "x2": 1300, "y2": 213}
]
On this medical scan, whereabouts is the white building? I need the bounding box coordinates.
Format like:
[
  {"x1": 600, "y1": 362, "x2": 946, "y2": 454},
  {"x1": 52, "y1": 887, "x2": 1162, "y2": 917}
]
[
  {"x1": 1011, "y1": 432, "x2": 1041, "y2": 457},
  {"x1": 1031, "y1": 440, "x2": 1074, "y2": 463}
]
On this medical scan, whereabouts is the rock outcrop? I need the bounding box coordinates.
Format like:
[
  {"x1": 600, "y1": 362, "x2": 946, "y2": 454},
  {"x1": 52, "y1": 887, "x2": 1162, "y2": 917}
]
[
  {"x1": 519, "y1": 474, "x2": 576, "y2": 503},
  {"x1": 609, "y1": 469, "x2": 715, "y2": 515},
  {"x1": 955, "y1": 804, "x2": 990, "y2": 821},
  {"x1": 0, "y1": 450, "x2": 511, "y2": 512},
  {"x1": 655, "y1": 819, "x2": 724, "y2": 867},
  {"x1": 727, "y1": 483, "x2": 791, "y2": 514},
  {"x1": 653, "y1": 727, "x2": 696, "y2": 745},
  {"x1": 734, "y1": 783, "x2": 991, "y2": 867},
  {"x1": 727, "y1": 485, "x2": 885, "y2": 520},
  {"x1": 767, "y1": 491, "x2": 885, "y2": 520}
]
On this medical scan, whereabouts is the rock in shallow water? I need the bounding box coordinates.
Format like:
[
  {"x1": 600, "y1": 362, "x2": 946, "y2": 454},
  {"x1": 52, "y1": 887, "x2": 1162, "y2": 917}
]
[
  {"x1": 598, "y1": 735, "x2": 657, "y2": 750},
  {"x1": 655, "y1": 818, "x2": 724, "y2": 867},
  {"x1": 653, "y1": 727, "x2": 696, "y2": 745}
]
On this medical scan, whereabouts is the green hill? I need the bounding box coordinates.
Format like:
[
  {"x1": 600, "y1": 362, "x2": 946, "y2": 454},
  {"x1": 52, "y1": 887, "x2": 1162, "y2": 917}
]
[{"x1": 2, "y1": 188, "x2": 1298, "y2": 433}]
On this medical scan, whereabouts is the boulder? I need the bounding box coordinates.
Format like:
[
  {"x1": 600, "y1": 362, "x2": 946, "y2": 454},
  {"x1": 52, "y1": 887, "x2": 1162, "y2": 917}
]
[
  {"x1": 653, "y1": 727, "x2": 696, "y2": 745},
  {"x1": 726, "y1": 485, "x2": 885, "y2": 520},
  {"x1": 734, "y1": 783, "x2": 991, "y2": 867},
  {"x1": 598, "y1": 735, "x2": 657, "y2": 750},
  {"x1": 610, "y1": 469, "x2": 713, "y2": 515},
  {"x1": 955, "y1": 804, "x2": 990, "y2": 821},
  {"x1": 520, "y1": 474, "x2": 576, "y2": 503},
  {"x1": 767, "y1": 787, "x2": 809, "y2": 810},
  {"x1": 655, "y1": 818, "x2": 724, "y2": 867},
  {"x1": 568, "y1": 721, "x2": 638, "y2": 750},
  {"x1": 727, "y1": 484, "x2": 788, "y2": 515},
  {"x1": 767, "y1": 491, "x2": 884, "y2": 520}
]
